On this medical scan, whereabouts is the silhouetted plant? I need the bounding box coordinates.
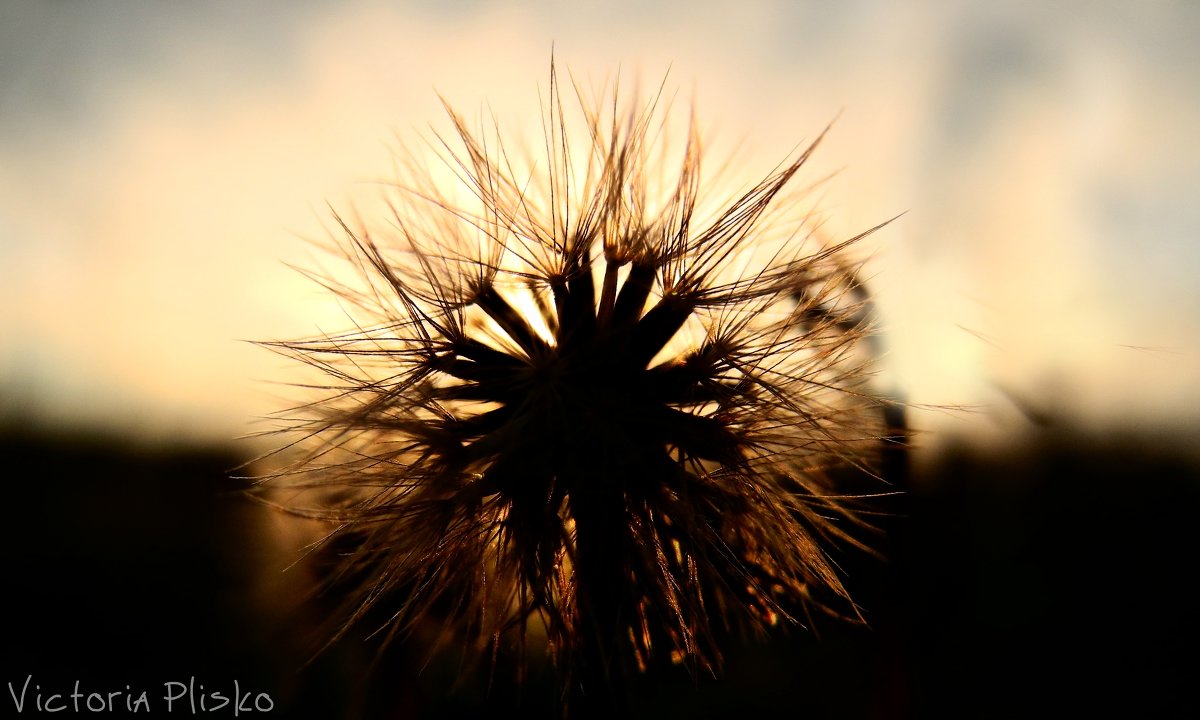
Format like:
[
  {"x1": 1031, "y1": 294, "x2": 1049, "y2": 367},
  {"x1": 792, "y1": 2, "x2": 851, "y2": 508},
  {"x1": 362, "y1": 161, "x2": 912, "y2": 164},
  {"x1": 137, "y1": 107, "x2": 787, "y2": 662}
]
[{"x1": 254, "y1": 61, "x2": 901, "y2": 715}]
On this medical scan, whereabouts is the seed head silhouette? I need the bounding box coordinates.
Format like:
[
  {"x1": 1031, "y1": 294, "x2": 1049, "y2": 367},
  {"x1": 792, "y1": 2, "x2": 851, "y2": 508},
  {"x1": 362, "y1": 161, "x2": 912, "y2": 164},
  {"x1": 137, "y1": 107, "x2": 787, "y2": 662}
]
[{"x1": 256, "y1": 62, "x2": 902, "y2": 713}]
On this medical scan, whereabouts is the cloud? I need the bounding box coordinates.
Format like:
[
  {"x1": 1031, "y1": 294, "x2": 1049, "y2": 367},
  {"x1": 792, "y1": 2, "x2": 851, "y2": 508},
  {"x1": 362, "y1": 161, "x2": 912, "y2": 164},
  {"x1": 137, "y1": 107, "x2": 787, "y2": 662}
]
[{"x1": 2, "y1": 0, "x2": 1197, "y2": 444}]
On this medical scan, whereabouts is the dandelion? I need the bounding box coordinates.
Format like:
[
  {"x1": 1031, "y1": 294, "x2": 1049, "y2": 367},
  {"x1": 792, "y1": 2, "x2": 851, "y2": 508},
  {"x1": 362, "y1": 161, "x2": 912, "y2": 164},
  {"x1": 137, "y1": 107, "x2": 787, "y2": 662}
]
[{"x1": 254, "y1": 61, "x2": 903, "y2": 713}]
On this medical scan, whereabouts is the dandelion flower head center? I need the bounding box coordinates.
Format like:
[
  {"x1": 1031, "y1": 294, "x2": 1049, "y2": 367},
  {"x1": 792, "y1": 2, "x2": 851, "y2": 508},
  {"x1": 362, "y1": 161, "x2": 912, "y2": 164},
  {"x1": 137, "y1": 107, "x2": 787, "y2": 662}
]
[{"x1": 264, "y1": 73, "x2": 893, "y2": 685}]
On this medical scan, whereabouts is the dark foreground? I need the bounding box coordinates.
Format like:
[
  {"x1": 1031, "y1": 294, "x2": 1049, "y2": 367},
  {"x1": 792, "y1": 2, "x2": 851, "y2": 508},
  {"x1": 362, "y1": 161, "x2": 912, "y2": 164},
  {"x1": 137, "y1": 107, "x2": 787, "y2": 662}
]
[{"x1": 3, "y1": 421, "x2": 1197, "y2": 719}]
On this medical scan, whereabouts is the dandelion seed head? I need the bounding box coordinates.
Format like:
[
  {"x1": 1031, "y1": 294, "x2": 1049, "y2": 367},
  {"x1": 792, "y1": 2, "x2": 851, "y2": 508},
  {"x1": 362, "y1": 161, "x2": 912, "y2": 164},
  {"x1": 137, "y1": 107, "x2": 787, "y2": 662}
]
[{"x1": 256, "y1": 62, "x2": 899, "y2": 700}]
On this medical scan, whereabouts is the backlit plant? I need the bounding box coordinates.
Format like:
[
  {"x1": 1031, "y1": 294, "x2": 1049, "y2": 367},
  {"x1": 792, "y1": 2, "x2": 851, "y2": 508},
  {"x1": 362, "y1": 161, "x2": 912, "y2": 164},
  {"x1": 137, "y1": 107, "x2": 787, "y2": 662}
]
[{"x1": 255, "y1": 62, "x2": 901, "y2": 712}]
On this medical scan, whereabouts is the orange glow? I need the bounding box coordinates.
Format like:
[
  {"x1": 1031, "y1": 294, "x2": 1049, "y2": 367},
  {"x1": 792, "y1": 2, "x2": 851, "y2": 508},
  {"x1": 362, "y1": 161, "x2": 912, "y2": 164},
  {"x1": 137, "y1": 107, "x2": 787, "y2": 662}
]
[{"x1": 2, "y1": 2, "x2": 1196, "y2": 454}]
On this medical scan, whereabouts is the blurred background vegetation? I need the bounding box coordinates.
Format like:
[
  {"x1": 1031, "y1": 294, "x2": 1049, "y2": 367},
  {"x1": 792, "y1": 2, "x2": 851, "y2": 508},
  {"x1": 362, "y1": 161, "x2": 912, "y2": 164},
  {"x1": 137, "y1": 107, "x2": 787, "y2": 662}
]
[{"x1": 4, "y1": 418, "x2": 1197, "y2": 718}]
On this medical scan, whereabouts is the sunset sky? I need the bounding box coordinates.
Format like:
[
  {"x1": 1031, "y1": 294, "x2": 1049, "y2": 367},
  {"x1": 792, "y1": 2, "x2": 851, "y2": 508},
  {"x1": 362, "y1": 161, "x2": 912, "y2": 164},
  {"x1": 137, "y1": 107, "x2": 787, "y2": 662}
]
[{"x1": 2, "y1": 0, "x2": 1198, "y2": 455}]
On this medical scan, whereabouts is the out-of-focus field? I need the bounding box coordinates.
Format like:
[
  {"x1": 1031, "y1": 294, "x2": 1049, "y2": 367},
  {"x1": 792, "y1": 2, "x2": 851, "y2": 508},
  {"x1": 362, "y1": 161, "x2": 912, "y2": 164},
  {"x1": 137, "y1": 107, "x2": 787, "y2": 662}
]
[{"x1": 3, "y1": 420, "x2": 1196, "y2": 719}]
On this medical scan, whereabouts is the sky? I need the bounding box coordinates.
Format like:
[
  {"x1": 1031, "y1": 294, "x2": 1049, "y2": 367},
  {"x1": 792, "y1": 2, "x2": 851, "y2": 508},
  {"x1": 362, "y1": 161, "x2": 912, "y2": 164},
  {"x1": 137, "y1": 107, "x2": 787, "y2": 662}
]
[{"x1": 2, "y1": 0, "x2": 1198, "y2": 455}]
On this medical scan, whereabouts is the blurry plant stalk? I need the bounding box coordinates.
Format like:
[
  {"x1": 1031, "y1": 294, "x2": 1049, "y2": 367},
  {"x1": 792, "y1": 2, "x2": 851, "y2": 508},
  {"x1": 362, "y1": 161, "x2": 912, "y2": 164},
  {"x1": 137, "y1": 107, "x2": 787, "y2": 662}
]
[{"x1": 256, "y1": 65, "x2": 905, "y2": 710}]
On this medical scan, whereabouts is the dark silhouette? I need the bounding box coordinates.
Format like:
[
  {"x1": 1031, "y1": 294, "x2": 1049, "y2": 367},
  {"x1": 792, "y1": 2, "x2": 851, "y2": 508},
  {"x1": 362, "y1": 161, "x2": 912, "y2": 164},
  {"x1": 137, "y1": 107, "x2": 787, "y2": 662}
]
[{"x1": 5, "y1": 419, "x2": 1197, "y2": 718}]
